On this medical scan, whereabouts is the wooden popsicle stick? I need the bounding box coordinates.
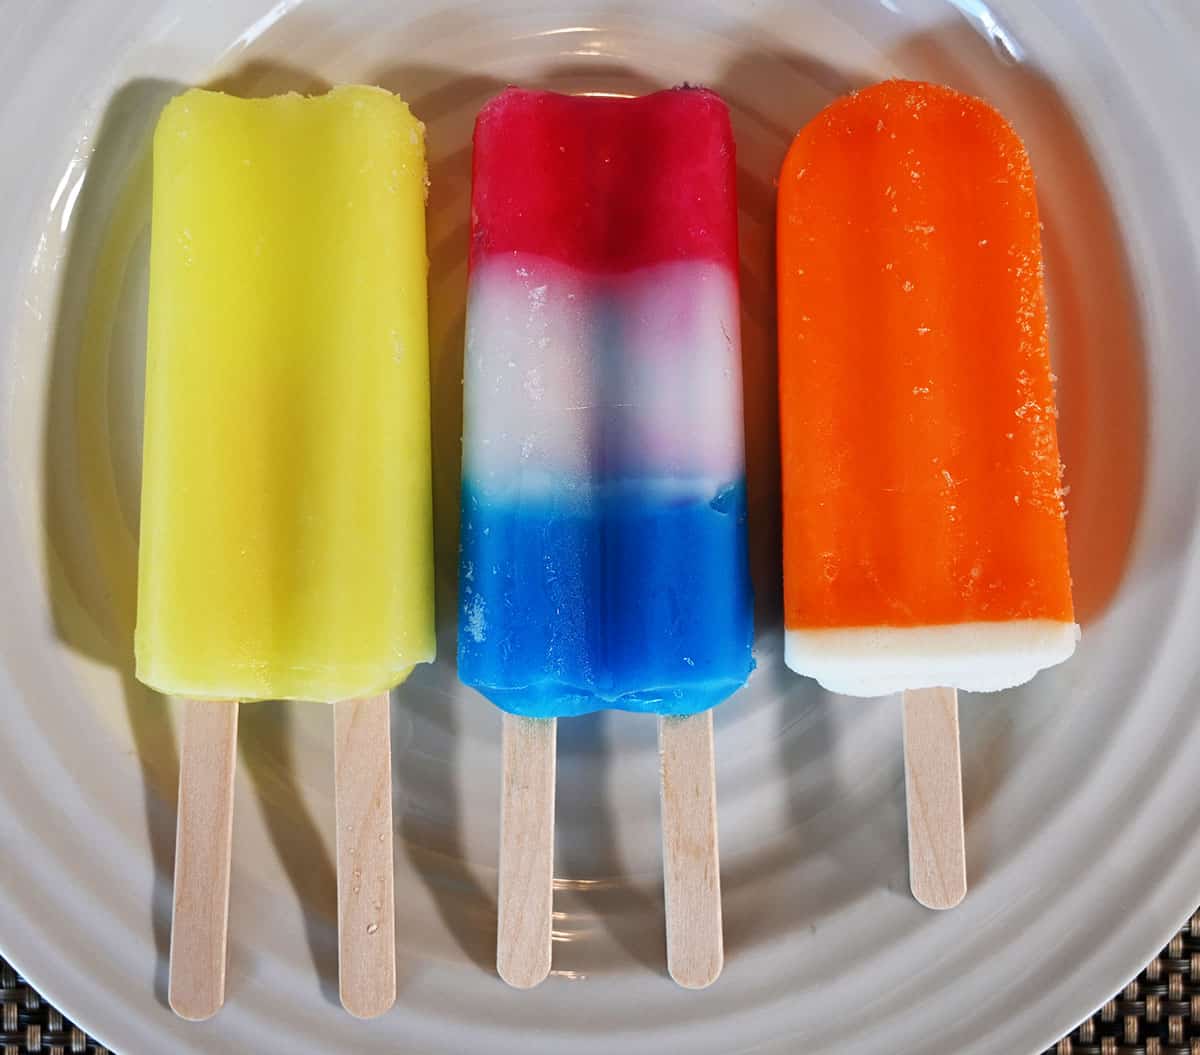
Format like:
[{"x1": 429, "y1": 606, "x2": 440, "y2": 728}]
[
  {"x1": 334, "y1": 694, "x2": 397, "y2": 1018},
  {"x1": 902, "y1": 687, "x2": 967, "y2": 910},
  {"x1": 497, "y1": 714, "x2": 556, "y2": 988},
  {"x1": 169, "y1": 699, "x2": 239, "y2": 1021},
  {"x1": 658, "y1": 711, "x2": 723, "y2": 989}
]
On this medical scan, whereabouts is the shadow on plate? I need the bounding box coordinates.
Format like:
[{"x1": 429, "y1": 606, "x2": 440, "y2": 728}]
[
  {"x1": 237, "y1": 700, "x2": 340, "y2": 1006},
  {"x1": 41, "y1": 76, "x2": 183, "y2": 1011},
  {"x1": 369, "y1": 59, "x2": 505, "y2": 978},
  {"x1": 554, "y1": 713, "x2": 667, "y2": 978}
]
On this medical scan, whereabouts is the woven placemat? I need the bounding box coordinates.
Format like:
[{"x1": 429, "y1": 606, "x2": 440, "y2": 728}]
[
  {"x1": 1044, "y1": 910, "x2": 1200, "y2": 1055},
  {"x1": 0, "y1": 960, "x2": 108, "y2": 1055},
  {"x1": 2, "y1": 911, "x2": 1198, "y2": 1053}
]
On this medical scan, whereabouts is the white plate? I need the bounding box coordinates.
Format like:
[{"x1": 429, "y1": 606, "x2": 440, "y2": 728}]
[{"x1": 1, "y1": 1, "x2": 1198, "y2": 1052}]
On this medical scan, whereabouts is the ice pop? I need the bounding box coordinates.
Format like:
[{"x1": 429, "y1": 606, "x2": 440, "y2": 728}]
[
  {"x1": 135, "y1": 86, "x2": 433, "y2": 1018},
  {"x1": 778, "y1": 80, "x2": 1076, "y2": 697},
  {"x1": 459, "y1": 88, "x2": 754, "y2": 717},
  {"x1": 459, "y1": 87, "x2": 753, "y2": 986},
  {"x1": 137, "y1": 86, "x2": 435, "y2": 703},
  {"x1": 777, "y1": 80, "x2": 1077, "y2": 908}
]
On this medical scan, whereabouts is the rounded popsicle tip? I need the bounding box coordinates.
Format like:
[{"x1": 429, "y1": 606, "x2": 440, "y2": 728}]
[
  {"x1": 828, "y1": 78, "x2": 1010, "y2": 127},
  {"x1": 497, "y1": 946, "x2": 552, "y2": 990},
  {"x1": 668, "y1": 947, "x2": 724, "y2": 990},
  {"x1": 339, "y1": 981, "x2": 397, "y2": 1020},
  {"x1": 911, "y1": 870, "x2": 968, "y2": 911},
  {"x1": 168, "y1": 986, "x2": 224, "y2": 1022},
  {"x1": 781, "y1": 78, "x2": 1033, "y2": 186}
]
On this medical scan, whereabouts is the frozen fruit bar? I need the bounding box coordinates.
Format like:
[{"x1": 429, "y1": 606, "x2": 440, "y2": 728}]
[
  {"x1": 135, "y1": 86, "x2": 435, "y2": 702},
  {"x1": 778, "y1": 80, "x2": 1076, "y2": 697},
  {"x1": 458, "y1": 87, "x2": 755, "y2": 717}
]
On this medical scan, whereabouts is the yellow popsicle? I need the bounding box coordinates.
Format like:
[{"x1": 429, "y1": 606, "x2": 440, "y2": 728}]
[{"x1": 135, "y1": 86, "x2": 435, "y2": 702}]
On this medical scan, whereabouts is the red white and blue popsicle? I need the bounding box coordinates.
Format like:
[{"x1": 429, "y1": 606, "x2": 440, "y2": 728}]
[{"x1": 458, "y1": 87, "x2": 754, "y2": 987}]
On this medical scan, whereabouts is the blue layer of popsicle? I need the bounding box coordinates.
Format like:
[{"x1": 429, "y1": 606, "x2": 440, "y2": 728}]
[{"x1": 457, "y1": 481, "x2": 755, "y2": 717}]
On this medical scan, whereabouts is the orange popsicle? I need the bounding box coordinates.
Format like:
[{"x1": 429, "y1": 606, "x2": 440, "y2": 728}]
[{"x1": 778, "y1": 80, "x2": 1077, "y2": 696}]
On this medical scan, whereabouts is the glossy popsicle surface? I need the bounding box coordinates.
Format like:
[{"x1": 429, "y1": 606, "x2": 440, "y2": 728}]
[
  {"x1": 458, "y1": 88, "x2": 754, "y2": 717},
  {"x1": 778, "y1": 80, "x2": 1075, "y2": 696},
  {"x1": 135, "y1": 86, "x2": 435, "y2": 702}
]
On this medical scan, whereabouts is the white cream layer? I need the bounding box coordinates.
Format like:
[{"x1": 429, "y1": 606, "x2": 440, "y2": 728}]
[
  {"x1": 784, "y1": 620, "x2": 1080, "y2": 697},
  {"x1": 464, "y1": 254, "x2": 744, "y2": 490}
]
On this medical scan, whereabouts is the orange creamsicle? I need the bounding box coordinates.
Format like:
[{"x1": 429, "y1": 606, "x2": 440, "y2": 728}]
[{"x1": 778, "y1": 80, "x2": 1077, "y2": 696}]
